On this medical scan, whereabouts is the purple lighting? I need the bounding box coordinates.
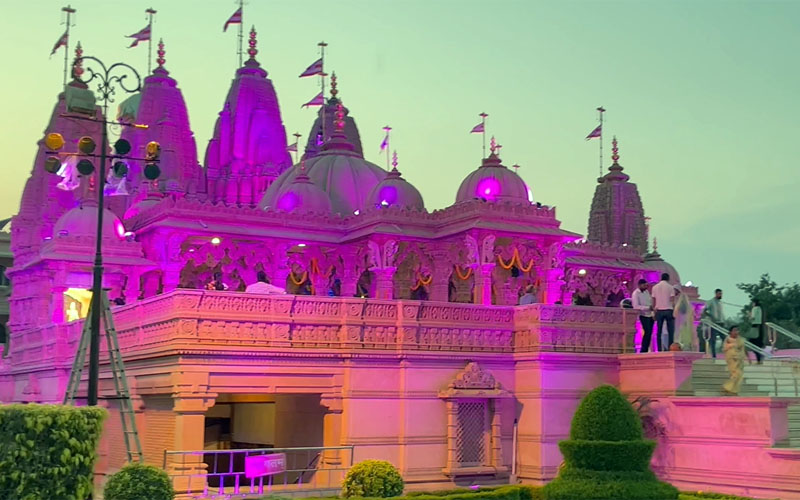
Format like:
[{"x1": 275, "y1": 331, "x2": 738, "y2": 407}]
[
  {"x1": 276, "y1": 192, "x2": 300, "y2": 212},
  {"x1": 475, "y1": 178, "x2": 501, "y2": 201}
]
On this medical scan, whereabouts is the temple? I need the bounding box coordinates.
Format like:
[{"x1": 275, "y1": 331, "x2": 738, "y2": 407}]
[{"x1": 1, "y1": 27, "x2": 799, "y2": 500}]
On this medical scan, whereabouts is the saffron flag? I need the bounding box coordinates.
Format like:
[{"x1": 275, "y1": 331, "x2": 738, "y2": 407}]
[
  {"x1": 585, "y1": 124, "x2": 602, "y2": 140},
  {"x1": 299, "y1": 58, "x2": 323, "y2": 78},
  {"x1": 301, "y1": 92, "x2": 324, "y2": 108},
  {"x1": 287, "y1": 142, "x2": 298, "y2": 153},
  {"x1": 223, "y1": 7, "x2": 242, "y2": 32},
  {"x1": 50, "y1": 30, "x2": 68, "y2": 56},
  {"x1": 379, "y1": 133, "x2": 389, "y2": 151},
  {"x1": 470, "y1": 122, "x2": 485, "y2": 134},
  {"x1": 127, "y1": 25, "x2": 151, "y2": 48}
]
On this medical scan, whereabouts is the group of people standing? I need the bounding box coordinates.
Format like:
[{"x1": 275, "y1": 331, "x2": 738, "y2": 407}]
[
  {"x1": 631, "y1": 273, "x2": 695, "y2": 352},
  {"x1": 631, "y1": 273, "x2": 767, "y2": 395}
]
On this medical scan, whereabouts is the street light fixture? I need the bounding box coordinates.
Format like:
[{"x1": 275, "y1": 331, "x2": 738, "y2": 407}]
[{"x1": 44, "y1": 55, "x2": 160, "y2": 407}]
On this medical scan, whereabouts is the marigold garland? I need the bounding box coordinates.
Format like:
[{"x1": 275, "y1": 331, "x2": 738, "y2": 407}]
[
  {"x1": 289, "y1": 271, "x2": 308, "y2": 285},
  {"x1": 496, "y1": 248, "x2": 535, "y2": 273},
  {"x1": 454, "y1": 265, "x2": 473, "y2": 280}
]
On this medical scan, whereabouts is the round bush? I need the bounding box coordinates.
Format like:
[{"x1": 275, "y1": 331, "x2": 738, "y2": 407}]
[
  {"x1": 104, "y1": 463, "x2": 175, "y2": 500},
  {"x1": 569, "y1": 385, "x2": 643, "y2": 441},
  {"x1": 342, "y1": 459, "x2": 404, "y2": 498},
  {"x1": 544, "y1": 474, "x2": 678, "y2": 500},
  {"x1": 559, "y1": 440, "x2": 655, "y2": 472}
]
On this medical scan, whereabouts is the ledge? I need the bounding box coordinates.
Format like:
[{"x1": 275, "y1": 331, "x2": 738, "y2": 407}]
[{"x1": 442, "y1": 465, "x2": 509, "y2": 477}]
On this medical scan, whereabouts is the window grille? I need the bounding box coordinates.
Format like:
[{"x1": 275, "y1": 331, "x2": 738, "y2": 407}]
[{"x1": 456, "y1": 400, "x2": 487, "y2": 466}]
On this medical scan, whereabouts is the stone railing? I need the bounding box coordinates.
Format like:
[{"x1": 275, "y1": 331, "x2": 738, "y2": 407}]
[{"x1": 4, "y1": 291, "x2": 637, "y2": 369}]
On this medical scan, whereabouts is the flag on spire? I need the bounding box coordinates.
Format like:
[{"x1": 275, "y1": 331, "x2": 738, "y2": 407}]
[
  {"x1": 470, "y1": 122, "x2": 485, "y2": 134},
  {"x1": 287, "y1": 142, "x2": 298, "y2": 153},
  {"x1": 380, "y1": 134, "x2": 389, "y2": 151},
  {"x1": 50, "y1": 30, "x2": 68, "y2": 56},
  {"x1": 585, "y1": 124, "x2": 602, "y2": 140},
  {"x1": 127, "y1": 24, "x2": 151, "y2": 48},
  {"x1": 301, "y1": 92, "x2": 324, "y2": 108},
  {"x1": 299, "y1": 58, "x2": 324, "y2": 78},
  {"x1": 223, "y1": 7, "x2": 243, "y2": 32}
]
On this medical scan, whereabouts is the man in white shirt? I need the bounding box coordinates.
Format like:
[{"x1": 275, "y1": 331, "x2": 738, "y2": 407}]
[
  {"x1": 631, "y1": 279, "x2": 654, "y2": 353},
  {"x1": 651, "y1": 273, "x2": 676, "y2": 351},
  {"x1": 245, "y1": 271, "x2": 287, "y2": 295}
]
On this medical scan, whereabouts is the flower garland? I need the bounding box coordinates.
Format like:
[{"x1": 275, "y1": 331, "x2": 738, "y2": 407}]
[
  {"x1": 496, "y1": 248, "x2": 535, "y2": 273},
  {"x1": 454, "y1": 265, "x2": 473, "y2": 280},
  {"x1": 289, "y1": 271, "x2": 308, "y2": 285},
  {"x1": 309, "y1": 258, "x2": 335, "y2": 278},
  {"x1": 411, "y1": 272, "x2": 433, "y2": 291}
]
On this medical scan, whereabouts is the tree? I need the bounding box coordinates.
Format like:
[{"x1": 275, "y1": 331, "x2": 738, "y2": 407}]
[{"x1": 737, "y1": 274, "x2": 800, "y2": 349}]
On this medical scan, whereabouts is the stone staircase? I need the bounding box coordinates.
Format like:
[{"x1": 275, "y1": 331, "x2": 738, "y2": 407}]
[
  {"x1": 690, "y1": 357, "x2": 800, "y2": 448},
  {"x1": 690, "y1": 357, "x2": 800, "y2": 397}
]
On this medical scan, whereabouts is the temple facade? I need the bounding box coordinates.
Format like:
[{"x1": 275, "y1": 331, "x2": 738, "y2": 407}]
[{"x1": 3, "y1": 28, "x2": 798, "y2": 500}]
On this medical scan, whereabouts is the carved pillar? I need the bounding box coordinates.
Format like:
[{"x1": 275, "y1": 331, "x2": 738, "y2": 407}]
[
  {"x1": 444, "y1": 400, "x2": 459, "y2": 472},
  {"x1": 311, "y1": 274, "x2": 328, "y2": 297},
  {"x1": 544, "y1": 268, "x2": 565, "y2": 305},
  {"x1": 170, "y1": 394, "x2": 216, "y2": 493},
  {"x1": 124, "y1": 270, "x2": 141, "y2": 303},
  {"x1": 50, "y1": 286, "x2": 67, "y2": 324},
  {"x1": 473, "y1": 264, "x2": 495, "y2": 305},
  {"x1": 162, "y1": 263, "x2": 182, "y2": 293},
  {"x1": 490, "y1": 399, "x2": 503, "y2": 467},
  {"x1": 374, "y1": 267, "x2": 396, "y2": 300}
]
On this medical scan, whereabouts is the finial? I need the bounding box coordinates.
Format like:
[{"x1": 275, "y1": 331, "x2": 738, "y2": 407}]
[
  {"x1": 391, "y1": 150, "x2": 398, "y2": 170},
  {"x1": 72, "y1": 42, "x2": 84, "y2": 79},
  {"x1": 156, "y1": 38, "x2": 166, "y2": 67},
  {"x1": 611, "y1": 136, "x2": 619, "y2": 163},
  {"x1": 335, "y1": 102, "x2": 345, "y2": 132},
  {"x1": 247, "y1": 26, "x2": 258, "y2": 59},
  {"x1": 489, "y1": 136, "x2": 497, "y2": 155},
  {"x1": 300, "y1": 160, "x2": 307, "y2": 174},
  {"x1": 653, "y1": 237, "x2": 658, "y2": 253},
  {"x1": 330, "y1": 72, "x2": 338, "y2": 98},
  {"x1": 512, "y1": 164, "x2": 520, "y2": 173},
  {"x1": 495, "y1": 142, "x2": 503, "y2": 156}
]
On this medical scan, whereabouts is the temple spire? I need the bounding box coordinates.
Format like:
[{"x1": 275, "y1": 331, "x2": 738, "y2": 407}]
[
  {"x1": 156, "y1": 38, "x2": 165, "y2": 68},
  {"x1": 391, "y1": 150, "x2": 398, "y2": 171},
  {"x1": 247, "y1": 26, "x2": 258, "y2": 60},
  {"x1": 329, "y1": 71, "x2": 338, "y2": 99},
  {"x1": 71, "y1": 41, "x2": 84, "y2": 80},
  {"x1": 611, "y1": 136, "x2": 619, "y2": 164}
]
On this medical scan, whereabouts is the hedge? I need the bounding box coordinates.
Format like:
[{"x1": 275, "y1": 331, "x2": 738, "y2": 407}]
[
  {"x1": 569, "y1": 385, "x2": 643, "y2": 441},
  {"x1": 104, "y1": 462, "x2": 175, "y2": 500},
  {"x1": 342, "y1": 460, "x2": 405, "y2": 498},
  {"x1": 0, "y1": 403, "x2": 107, "y2": 500}
]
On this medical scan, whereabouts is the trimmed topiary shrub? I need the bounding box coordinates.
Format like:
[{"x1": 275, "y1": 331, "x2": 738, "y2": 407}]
[
  {"x1": 104, "y1": 462, "x2": 175, "y2": 500},
  {"x1": 342, "y1": 459, "x2": 404, "y2": 498},
  {"x1": 543, "y1": 385, "x2": 679, "y2": 500},
  {"x1": 0, "y1": 403, "x2": 107, "y2": 500}
]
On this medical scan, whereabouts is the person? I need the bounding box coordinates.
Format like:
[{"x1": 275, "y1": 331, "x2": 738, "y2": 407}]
[
  {"x1": 573, "y1": 291, "x2": 593, "y2": 306},
  {"x1": 245, "y1": 271, "x2": 286, "y2": 295},
  {"x1": 206, "y1": 271, "x2": 228, "y2": 291},
  {"x1": 674, "y1": 287, "x2": 695, "y2": 350},
  {"x1": 519, "y1": 285, "x2": 536, "y2": 305},
  {"x1": 749, "y1": 298, "x2": 765, "y2": 363},
  {"x1": 631, "y1": 279, "x2": 654, "y2": 353},
  {"x1": 722, "y1": 325, "x2": 746, "y2": 395},
  {"x1": 652, "y1": 273, "x2": 676, "y2": 351},
  {"x1": 701, "y1": 289, "x2": 724, "y2": 358}
]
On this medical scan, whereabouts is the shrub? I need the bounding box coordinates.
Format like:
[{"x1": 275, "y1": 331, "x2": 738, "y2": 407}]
[
  {"x1": 104, "y1": 462, "x2": 175, "y2": 500},
  {"x1": 569, "y1": 385, "x2": 643, "y2": 441},
  {"x1": 543, "y1": 385, "x2": 678, "y2": 500},
  {"x1": 0, "y1": 403, "x2": 107, "y2": 500},
  {"x1": 342, "y1": 459, "x2": 404, "y2": 498}
]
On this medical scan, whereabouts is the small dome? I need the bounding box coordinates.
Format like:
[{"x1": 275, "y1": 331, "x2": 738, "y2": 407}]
[
  {"x1": 644, "y1": 250, "x2": 681, "y2": 286},
  {"x1": 455, "y1": 152, "x2": 531, "y2": 205},
  {"x1": 273, "y1": 168, "x2": 333, "y2": 214},
  {"x1": 366, "y1": 165, "x2": 425, "y2": 211},
  {"x1": 260, "y1": 101, "x2": 386, "y2": 215},
  {"x1": 54, "y1": 200, "x2": 126, "y2": 240}
]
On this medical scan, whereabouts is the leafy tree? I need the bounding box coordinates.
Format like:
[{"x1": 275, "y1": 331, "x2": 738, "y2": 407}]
[{"x1": 736, "y1": 274, "x2": 800, "y2": 349}]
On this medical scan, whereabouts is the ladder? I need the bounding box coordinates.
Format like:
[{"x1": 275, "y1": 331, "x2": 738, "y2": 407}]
[{"x1": 63, "y1": 289, "x2": 144, "y2": 463}]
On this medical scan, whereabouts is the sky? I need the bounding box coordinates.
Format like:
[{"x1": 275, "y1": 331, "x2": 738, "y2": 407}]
[{"x1": 1, "y1": 0, "x2": 798, "y2": 312}]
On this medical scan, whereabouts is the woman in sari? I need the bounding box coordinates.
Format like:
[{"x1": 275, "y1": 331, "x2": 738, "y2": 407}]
[
  {"x1": 673, "y1": 287, "x2": 695, "y2": 350},
  {"x1": 722, "y1": 326, "x2": 746, "y2": 395}
]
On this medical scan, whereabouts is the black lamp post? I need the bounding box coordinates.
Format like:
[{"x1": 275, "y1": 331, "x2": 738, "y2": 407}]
[{"x1": 44, "y1": 55, "x2": 160, "y2": 406}]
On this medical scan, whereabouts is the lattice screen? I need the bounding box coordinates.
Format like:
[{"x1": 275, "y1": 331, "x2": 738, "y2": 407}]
[{"x1": 456, "y1": 400, "x2": 487, "y2": 466}]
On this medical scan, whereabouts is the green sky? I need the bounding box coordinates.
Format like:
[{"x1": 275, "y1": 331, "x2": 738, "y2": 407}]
[{"x1": 1, "y1": 0, "x2": 798, "y2": 311}]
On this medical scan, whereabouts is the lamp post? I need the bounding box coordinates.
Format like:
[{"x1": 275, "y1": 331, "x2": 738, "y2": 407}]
[{"x1": 44, "y1": 55, "x2": 160, "y2": 406}]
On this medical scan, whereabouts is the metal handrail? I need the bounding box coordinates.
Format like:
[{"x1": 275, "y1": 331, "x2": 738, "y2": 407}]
[
  {"x1": 766, "y1": 322, "x2": 800, "y2": 346},
  {"x1": 701, "y1": 320, "x2": 799, "y2": 361}
]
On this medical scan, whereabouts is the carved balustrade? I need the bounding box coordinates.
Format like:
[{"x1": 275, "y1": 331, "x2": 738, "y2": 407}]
[{"x1": 6, "y1": 292, "x2": 638, "y2": 370}]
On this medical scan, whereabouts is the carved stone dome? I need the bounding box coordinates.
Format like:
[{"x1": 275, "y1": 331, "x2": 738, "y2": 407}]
[
  {"x1": 455, "y1": 152, "x2": 530, "y2": 205},
  {"x1": 273, "y1": 167, "x2": 333, "y2": 214},
  {"x1": 259, "y1": 101, "x2": 386, "y2": 216},
  {"x1": 54, "y1": 200, "x2": 125, "y2": 240},
  {"x1": 366, "y1": 165, "x2": 425, "y2": 211}
]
